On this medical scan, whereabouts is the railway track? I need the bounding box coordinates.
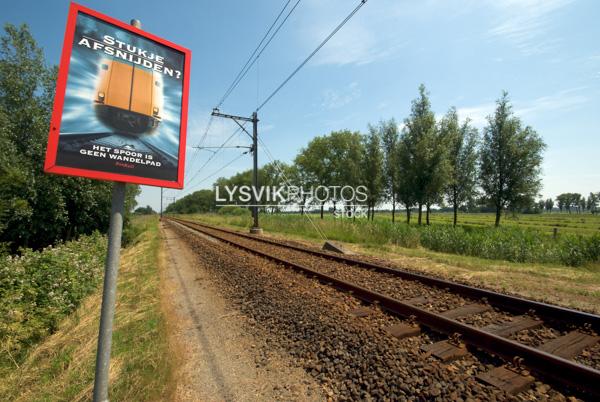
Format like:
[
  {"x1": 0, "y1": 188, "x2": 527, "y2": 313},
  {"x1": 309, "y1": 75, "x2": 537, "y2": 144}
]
[{"x1": 165, "y1": 217, "x2": 600, "y2": 397}]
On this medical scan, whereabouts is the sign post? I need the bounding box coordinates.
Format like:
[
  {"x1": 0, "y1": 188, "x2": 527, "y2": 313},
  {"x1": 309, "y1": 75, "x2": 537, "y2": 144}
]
[
  {"x1": 44, "y1": 4, "x2": 190, "y2": 400},
  {"x1": 93, "y1": 181, "x2": 126, "y2": 402}
]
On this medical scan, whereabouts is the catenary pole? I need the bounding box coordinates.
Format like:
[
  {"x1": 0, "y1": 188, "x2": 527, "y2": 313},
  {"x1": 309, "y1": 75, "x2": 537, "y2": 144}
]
[
  {"x1": 92, "y1": 17, "x2": 140, "y2": 402},
  {"x1": 251, "y1": 111, "x2": 260, "y2": 231},
  {"x1": 210, "y1": 108, "x2": 262, "y2": 234}
]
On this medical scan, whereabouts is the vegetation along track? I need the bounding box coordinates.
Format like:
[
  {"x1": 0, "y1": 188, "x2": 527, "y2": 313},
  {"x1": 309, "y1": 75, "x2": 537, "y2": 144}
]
[{"x1": 166, "y1": 217, "x2": 600, "y2": 397}]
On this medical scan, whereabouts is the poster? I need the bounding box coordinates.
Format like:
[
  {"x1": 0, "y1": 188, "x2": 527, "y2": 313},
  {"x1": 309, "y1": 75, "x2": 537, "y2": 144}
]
[{"x1": 44, "y1": 3, "x2": 191, "y2": 188}]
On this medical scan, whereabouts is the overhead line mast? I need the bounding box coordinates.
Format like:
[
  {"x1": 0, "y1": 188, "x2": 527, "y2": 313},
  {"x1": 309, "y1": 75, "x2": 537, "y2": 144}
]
[{"x1": 210, "y1": 108, "x2": 262, "y2": 234}]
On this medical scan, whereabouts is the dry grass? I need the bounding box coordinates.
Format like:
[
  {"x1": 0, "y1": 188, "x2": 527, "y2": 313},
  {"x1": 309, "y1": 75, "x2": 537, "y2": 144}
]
[{"x1": 0, "y1": 216, "x2": 171, "y2": 401}]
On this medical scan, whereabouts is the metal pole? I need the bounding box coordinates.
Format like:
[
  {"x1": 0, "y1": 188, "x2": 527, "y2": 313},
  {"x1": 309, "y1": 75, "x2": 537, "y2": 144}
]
[
  {"x1": 250, "y1": 112, "x2": 262, "y2": 233},
  {"x1": 92, "y1": 17, "x2": 140, "y2": 402},
  {"x1": 93, "y1": 182, "x2": 126, "y2": 402},
  {"x1": 160, "y1": 187, "x2": 163, "y2": 219}
]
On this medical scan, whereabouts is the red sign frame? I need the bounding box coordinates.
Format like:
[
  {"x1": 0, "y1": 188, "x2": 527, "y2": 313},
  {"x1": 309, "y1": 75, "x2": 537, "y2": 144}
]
[{"x1": 44, "y1": 2, "x2": 191, "y2": 189}]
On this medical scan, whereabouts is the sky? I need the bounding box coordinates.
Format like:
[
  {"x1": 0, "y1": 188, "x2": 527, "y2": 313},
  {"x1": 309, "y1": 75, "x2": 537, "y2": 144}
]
[{"x1": 4, "y1": 0, "x2": 600, "y2": 211}]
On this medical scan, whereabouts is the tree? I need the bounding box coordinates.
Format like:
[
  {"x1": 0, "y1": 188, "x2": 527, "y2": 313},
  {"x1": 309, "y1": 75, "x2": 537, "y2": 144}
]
[
  {"x1": 361, "y1": 126, "x2": 384, "y2": 220},
  {"x1": 135, "y1": 205, "x2": 156, "y2": 215},
  {"x1": 588, "y1": 192, "x2": 599, "y2": 213},
  {"x1": 400, "y1": 84, "x2": 444, "y2": 225},
  {"x1": 396, "y1": 136, "x2": 415, "y2": 224},
  {"x1": 479, "y1": 92, "x2": 545, "y2": 226},
  {"x1": 327, "y1": 130, "x2": 364, "y2": 216},
  {"x1": 556, "y1": 194, "x2": 566, "y2": 212},
  {"x1": 379, "y1": 119, "x2": 400, "y2": 222},
  {"x1": 579, "y1": 197, "x2": 586, "y2": 213},
  {"x1": 0, "y1": 24, "x2": 138, "y2": 251},
  {"x1": 295, "y1": 136, "x2": 332, "y2": 217},
  {"x1": 544, "y1": 198, "x2": 554, "y2": 212},
  {"x1": 537, "y1": 199, "x2": 545, "y2": 212},
  {"x1": 296, "y1": 131, "x2": 364, "y2": 217},
  {"x1": 441, "y1": 108, "x2": 479, "y2": 226},
  {"x1": 556, "y1": 193, "x2": 582, "y2": 214},
  {"x1": 166, "y1": 189, "x2": 216, "y2": 214}
]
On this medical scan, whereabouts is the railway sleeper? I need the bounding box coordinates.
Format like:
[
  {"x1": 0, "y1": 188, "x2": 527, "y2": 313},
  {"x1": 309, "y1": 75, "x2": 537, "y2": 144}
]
[{"x1": 477, "y1": 365, "x2": 535, "y2": 395}]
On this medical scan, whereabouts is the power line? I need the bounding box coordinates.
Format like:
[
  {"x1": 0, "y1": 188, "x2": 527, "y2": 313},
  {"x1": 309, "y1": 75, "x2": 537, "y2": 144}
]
[
  {"x1": 184, "y1": 114, "x2": 215, "y2": 179},
  {"x1": 180, "y1": 1, "x2": 295, "y2": 185},
  {"x1": 256, "y1": 0, "x2": 368, "y2": 112},
  {"x1": 217, "y1": 0, "x2": 302, "y2": 108},
  {"x1": 184, "y1": 125, "x2": 246, "y2": 190},
  {"x1": 188, "y1": 151, "x2": 249, "y2": 189},
  {"x1": 181, "y1": 0, "x2": 301, "y2": 194},
  {"x1": 216, "y1": 0, "x2": 292, "y2": 108}
]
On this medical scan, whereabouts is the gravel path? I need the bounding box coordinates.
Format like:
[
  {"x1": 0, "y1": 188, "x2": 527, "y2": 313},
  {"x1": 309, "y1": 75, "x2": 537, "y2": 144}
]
[
  {"x1": 167, "y1": 221, "x2": 581, "y2": 401},
  {"x1": 160, "y1": 222, "x2": 323, "y2": 401}
]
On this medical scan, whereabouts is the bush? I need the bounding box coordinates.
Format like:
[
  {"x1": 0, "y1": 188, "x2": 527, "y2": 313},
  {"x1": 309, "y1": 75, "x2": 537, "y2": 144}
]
[
  {"x1": 217, "y1": 206, "x2": 251, "y2": 216},
  {"x1": 0, "y1": 233, "x2": 106, "y2": 366}
]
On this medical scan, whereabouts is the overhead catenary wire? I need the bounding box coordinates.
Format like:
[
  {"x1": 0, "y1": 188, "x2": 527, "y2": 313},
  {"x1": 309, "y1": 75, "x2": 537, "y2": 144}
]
[
  {"x1": 184, "y1": 125, "x2": 246, "y2": 190},
  {"x1": 217, "y1": 0, "x2": 301, "y2": 108},
  {"x1": 163, "y1": 123, "x2": 240, "y2": 199},
  {"x1": 177, "y1": 0, "x2": 301, "y2": 198},
  {"x1": 256, "y1": 0, "x2": 368, "y2": 112},
  {"x1": 174, "y1": 0, "x2": 296, "y2": 193},
  {"x1": 184, "y1": 114, "x2": 216, "y2": 179},
  {"x1": 188, "y1": 151, "x2": 249, "y2": 189}
]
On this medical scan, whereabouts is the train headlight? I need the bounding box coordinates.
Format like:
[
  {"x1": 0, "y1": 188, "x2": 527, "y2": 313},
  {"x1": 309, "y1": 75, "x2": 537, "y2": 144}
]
[
  {"x1": 97, "y1": 92, "x2": 105, "y2": 102},
  {"x1": 153, "y1": 106, "x2": 159, "y2": 116}
]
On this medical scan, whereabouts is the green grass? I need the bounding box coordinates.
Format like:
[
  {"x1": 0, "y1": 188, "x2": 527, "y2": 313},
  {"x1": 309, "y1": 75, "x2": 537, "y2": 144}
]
[
  {"x1": 177, "y1": 211, "x2": 600, "y2": 267},
  {"x1": 373, "y1": 211, "x2": 600, "y2": 236},
  {"x1": 0, "y1": 215, "x2": 171, "y2": 401}
]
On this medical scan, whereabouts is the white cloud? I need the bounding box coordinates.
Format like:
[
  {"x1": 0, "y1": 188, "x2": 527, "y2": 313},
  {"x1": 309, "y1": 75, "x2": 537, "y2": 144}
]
[
  {"x1": 455, "y1": 87, "x2": 589, "y2": 128},
  {"x1": 456, "y1": 103, "x2": 496, "y2": 128},
  {"x1": 516, "y1": 87, "x2": 588, "y2": 117},
  {"x1": 300, "y1": 0, "x2": 406, "y2": 66},
  {"x1": 321, "y1": 82, "x2": 361, "y2": 109},
  {"x1": 487, "y1": 0, "x2": 574, "y2": 54}
]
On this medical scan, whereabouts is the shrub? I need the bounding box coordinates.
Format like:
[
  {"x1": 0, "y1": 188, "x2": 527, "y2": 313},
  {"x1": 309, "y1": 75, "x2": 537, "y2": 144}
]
[
  {"x1": 0, "y1": 233, "x2": 106, "y2": 367},
  {"x1": 217, "y1": 206, "x2": 251, "y2": 216}
]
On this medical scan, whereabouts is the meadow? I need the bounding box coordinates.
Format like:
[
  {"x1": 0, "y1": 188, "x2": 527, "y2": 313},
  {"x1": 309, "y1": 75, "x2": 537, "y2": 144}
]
[
  {"x1": 385, "y1": 211, "x2": 600, "y2": 236},
  {"x1": 180, "y1": 210, "x2": 600, "y2": 267}
]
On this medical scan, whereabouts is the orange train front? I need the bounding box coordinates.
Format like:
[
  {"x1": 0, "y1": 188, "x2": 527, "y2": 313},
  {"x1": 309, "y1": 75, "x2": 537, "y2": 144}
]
[{"x1": 94, "y1": 59, "x2": 163, "y2": 135}]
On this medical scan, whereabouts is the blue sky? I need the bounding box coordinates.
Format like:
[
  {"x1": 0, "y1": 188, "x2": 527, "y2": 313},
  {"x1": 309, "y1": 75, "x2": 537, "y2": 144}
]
[{"x1": 5, "y1": 0, "x2": 600, "y2": 211}]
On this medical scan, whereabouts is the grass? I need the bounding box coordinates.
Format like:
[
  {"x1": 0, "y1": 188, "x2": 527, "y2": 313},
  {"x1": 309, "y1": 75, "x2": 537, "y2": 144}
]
[
  {"x1": 374, "y1": 211, "x2": 600, "y2": 236},
  {"x1": 0, "y1": 215, "x2": 171, "y2": 401},
  {"x1": 178, "y1": 212, "x2": 600, "y2": 313},
  {"x1": 179, "y1": 211, "x2": 600, "y2": 267}
]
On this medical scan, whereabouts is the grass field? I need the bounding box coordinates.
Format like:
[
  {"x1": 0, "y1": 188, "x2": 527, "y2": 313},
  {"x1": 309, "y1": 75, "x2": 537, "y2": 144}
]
[
  {"x1": 373, "y1": 211, "x2": 600, "y2": 236},
  {"x1": 0, "y1": 216, "x2": 171, "y2": 401},
  {"x1": 176, "y1": 210, "x2": 600, "y2": 267}
]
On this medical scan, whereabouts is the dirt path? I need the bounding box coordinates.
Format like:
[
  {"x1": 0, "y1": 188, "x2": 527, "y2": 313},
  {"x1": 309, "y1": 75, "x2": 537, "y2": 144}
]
[{"x1": 159, "y1": 222, "x2": 322, "y2": 401}]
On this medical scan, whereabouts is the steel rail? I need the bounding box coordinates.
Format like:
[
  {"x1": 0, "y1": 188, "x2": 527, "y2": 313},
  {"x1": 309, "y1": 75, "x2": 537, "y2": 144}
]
[
  {"x1": 168, "y1": 217, "x2": 600, "y2": 332},
  {"x1": 166, "y1": 217, "x2": 600, "y2": 396}
]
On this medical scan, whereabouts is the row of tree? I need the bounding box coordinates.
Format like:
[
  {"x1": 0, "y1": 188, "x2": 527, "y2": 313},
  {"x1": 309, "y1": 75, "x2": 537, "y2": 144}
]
[
  {"x1": 0, "y1": 24, "x2": 139, "y2": 252},
  {"x1": 361, "y1": 85, "x2": 547, "y2": 226},
  {"x1": 171, "y1": 85, "x2": 549, "y2": 227},
  {"x1": 543, "y1": 193, "x2": 600, "y2": 213}
]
